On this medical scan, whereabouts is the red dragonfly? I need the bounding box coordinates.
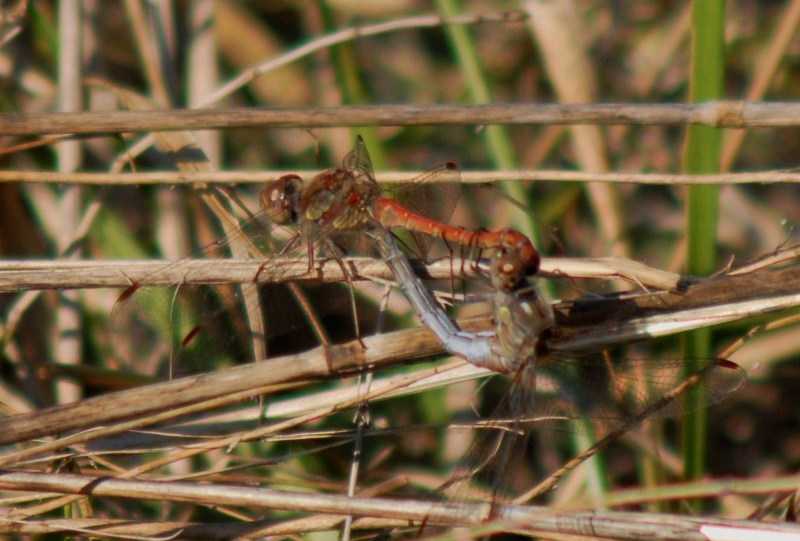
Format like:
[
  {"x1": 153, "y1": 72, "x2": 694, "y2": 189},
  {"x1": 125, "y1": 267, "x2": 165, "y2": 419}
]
[{"x1": 261, "y1": 135, "x2": 540, "y2": 281}]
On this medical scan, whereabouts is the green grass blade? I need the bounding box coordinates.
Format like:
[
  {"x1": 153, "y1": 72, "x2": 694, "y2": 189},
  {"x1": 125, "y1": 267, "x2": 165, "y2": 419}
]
[{"x1": 682, "y1": 0, "x2": 725, "y2": 493}]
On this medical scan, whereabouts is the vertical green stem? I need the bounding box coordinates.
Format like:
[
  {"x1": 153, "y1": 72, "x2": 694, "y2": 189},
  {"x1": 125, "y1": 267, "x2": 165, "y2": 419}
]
[{"x1": 682, "y1": 0, "x2": 725, "y2": 492}]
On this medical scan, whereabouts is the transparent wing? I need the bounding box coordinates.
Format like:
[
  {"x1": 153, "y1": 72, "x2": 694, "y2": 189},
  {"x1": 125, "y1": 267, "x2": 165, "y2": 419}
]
[
  {"x1": 390, "y1": 162, "x2": 463, "y2": 260},
  {"x1": 343, "y1": 134, "x2": 375, "y2": 181},
  {"x1": 439, "y1": 353, "x2": 745, "y2": 502}
]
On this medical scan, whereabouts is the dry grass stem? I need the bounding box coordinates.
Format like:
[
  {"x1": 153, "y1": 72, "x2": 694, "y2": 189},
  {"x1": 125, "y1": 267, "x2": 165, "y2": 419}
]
[
  {"x1": 1, "y1": 470, "x2": 799, "y2": 539},
  {"x1": 5, "y1": 101, "x2": 800, "y2": 136},
  {"x1": 0, "y1": 255, "x2": 683, "y2": 291}
]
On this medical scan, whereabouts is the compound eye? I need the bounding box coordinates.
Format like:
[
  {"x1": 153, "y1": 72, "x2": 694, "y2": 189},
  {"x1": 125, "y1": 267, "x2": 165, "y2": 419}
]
[
  {"x1": 260, "y1": 174, "x2": 302, "y2": 225},
  {"x1": 522, "y1": 251, "x2": 540, "y2": 276}
]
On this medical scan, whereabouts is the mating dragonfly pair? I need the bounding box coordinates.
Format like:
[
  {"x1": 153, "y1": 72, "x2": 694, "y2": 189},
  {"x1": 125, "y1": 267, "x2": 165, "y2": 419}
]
[
  {"x1": 118, "y1": 135, "x2": 745, "y2": 499},
  {"x1": 261, "y1": 135, "x2": 549, "y2": 373}
]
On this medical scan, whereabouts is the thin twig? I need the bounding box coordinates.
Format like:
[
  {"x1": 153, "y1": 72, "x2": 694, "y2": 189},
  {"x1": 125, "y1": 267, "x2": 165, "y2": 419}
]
[{"x1": 3, "y1": 168, "x2": 800, "y2": 185}]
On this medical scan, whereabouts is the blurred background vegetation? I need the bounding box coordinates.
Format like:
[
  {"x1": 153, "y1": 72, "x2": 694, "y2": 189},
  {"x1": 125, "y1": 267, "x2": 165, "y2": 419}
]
[{"x1": 1, "y1": 0, "x2": 800, "y2": 535}]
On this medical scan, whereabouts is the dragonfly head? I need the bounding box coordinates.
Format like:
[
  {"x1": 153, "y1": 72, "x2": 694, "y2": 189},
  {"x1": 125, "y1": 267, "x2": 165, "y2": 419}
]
[
  {"x1": 261, "y1": 174, "x2": 303, "y2": 225},
  {"x1": 496, "y1": 229, "x2": 540, "y2": 277},
  {"x1": 490, "y1": 249, "x2": 528, "y2": 291}
]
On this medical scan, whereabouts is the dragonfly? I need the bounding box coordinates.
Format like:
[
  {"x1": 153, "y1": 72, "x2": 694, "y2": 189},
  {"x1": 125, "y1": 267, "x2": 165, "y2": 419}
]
[
  {"x1": 262, "y1": 135, "x2": 540, "y2": 281},
  {"x1": 434, "y1": 246, "x2": 747, "y2": 502}
]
